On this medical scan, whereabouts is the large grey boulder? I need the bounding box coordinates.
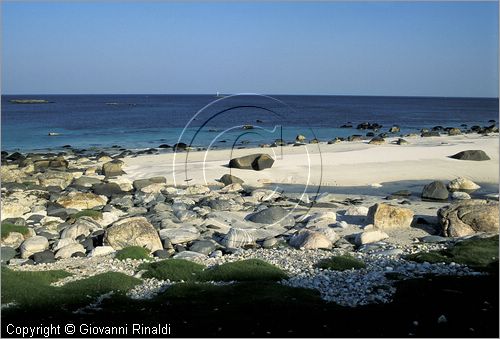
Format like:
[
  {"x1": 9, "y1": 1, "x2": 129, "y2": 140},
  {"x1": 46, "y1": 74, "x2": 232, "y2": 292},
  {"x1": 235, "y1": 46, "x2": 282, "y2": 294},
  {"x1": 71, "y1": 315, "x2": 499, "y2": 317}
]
[
  {"x1": 438, "y1": 199, "x2": 499, "y2": 237},
  {"x1": 105, "y1": 217, "x2": 163, "y2": 252},
  {"x1": 159, "y1": 226, "x2": 200, "y2": 245},
  {"x1": 221, "y1": 228, "x2": 255, "y2": 248},
  {"x1": 367, "y1": 203, "x2": 414, "y2": 230},
  {"x1": 289, "y1": 230, "x2": 332, "y2": 249},
  {"x1": 20, "y1": 235, "x2": 49, "y2": 259},
  {"x1": 61, "y1": 217, "x2": 101, "y2": 240},
  {"x1": 246, "y1": 206, "x2": 295, "y2": 227},
  {"x1": 421, "y1": 181, "x2": 449, "y2": 200},
  {"x1": 449, "y1": 150, "x2": 490, "y2": 161},
  {"x1": 229, "y1": 154, "x2": 274, "y2": 171}
]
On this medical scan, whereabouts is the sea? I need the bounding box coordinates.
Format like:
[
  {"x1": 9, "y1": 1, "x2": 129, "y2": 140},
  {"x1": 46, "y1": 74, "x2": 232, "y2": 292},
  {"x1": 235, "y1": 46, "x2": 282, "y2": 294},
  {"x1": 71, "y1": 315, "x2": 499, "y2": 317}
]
[{"x1": 1, "y1": 94, "x2": 498, "y2": 153}]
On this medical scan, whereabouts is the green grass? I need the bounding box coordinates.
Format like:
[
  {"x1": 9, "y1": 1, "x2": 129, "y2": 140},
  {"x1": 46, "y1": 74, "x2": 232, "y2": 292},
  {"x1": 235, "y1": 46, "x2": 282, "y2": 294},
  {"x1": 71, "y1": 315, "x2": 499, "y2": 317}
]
[
  {"x1": 139, "y1": 259, "x2": 287, "y2": 282},
  {"x1": 405, "y1": 235, "x2": 499, "y2": 271},
  {"x1": 315, "y1": 255, "x2": 366, "y2": 271},
  {"x1": 139, "y1": 259, "x2": 205, "y2": 282},
  {"x1": 67, "y1": 209, "x2": 103, "y2": 221},
  {"x1": 1, "y1": 267, "x2": 140, "y2": 309},
  {"x1": 200, "y1": 259, "x2": 288, "y2": 282},
  {"x1": 1, "y1": 223, "x2": 29, "y2": 239},
  {"x1": 115, "y1": 246, "x2": 151, "y2": 261}
]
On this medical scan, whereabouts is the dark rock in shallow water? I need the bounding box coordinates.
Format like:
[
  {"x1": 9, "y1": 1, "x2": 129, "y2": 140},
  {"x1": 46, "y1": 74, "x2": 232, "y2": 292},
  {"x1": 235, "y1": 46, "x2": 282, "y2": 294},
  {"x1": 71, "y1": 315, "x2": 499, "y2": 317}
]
[
  {"x1": 229, "y1": 154, "x2": 274, "y2": 171},
  {"x1": 219, "y1": 174, "x2": 244, "y2": 186},
  {"x1": 449, "y1": 150, "x2": 491, "y2": 161},
  {"x1": 32, "y1": 250, "x2": 56, "y2": 264},
  {"x1": 6, "y1": 152, "x2": 24, "y2": 161},
  {"x1": 173, "y1": 143, "x2": 188, "y2": 151},
  {"x1": 421, "y1": 181, "x2": 449, "y2": 201},
  {"x1": 158, "y1": 144, "x2": 171, "y2": 148}
]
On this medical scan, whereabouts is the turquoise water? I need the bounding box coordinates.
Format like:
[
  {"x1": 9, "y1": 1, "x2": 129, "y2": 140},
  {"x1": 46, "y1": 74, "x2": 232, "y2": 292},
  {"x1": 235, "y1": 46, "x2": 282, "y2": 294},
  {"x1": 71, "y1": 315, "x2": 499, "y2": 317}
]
[{"x1": 1, "y1": 94, "x2": 497, "y2": 152}]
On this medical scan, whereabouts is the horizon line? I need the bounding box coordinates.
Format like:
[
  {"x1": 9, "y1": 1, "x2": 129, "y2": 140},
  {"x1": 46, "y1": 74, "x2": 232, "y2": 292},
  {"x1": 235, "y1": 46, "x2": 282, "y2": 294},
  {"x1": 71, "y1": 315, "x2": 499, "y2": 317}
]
[{"x1": 2, "y1": 93, "x2": 499, "y2": 100}]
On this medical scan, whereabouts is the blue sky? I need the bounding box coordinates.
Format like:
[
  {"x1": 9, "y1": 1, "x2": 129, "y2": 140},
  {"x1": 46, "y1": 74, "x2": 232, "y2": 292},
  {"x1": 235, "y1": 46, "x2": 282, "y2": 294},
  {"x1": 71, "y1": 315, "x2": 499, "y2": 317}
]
[{"x1": 2, "y1": 2, "x2": 498, "y2": 97}]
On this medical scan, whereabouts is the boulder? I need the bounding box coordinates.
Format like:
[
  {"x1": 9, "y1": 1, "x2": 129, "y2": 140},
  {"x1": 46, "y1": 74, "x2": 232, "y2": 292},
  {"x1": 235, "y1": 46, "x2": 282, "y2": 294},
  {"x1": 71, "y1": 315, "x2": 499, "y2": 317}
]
[
  {"x1": 61, "y1": 217, "x2": 101, "y2": 240},
  {"x1": 102, "y1": 160, "x2": 125, "y2": 177},
  {"x1": 92, "y1": 182, "x2": 124, "y2": 197},
  {"x1": 367, "y1": 203, "x2": 414, "y2": 230},
  {"x1": 189, "y1": 240, "x2": 217, "y2": 255},
  {"x1": 221, "y1": 228, "x2": 255, "y2": 248},
  {"x1": 344, "y1": 206, "x2": 369, "y2": 216},
  {"x1": 389, "y1": 125, "x2": 400, "y2": 133},
  {"x1": 421, "y1": 181, "x2": 449, "y2": 201},
  {"x1": 56, "y1": 192, "x2": 107, "y2": 210},
  {"x1": 1, "y1": 201, "x2": 31, "y2": 220},
  {"x1": 1, "y1": 246, "x2": 16, "y2": 263},
  {"x1": 448, "y1": 128, "x2": 462, "y2": 136},
  {"x1": 1, "y1": 232, "x2": 25, "y2": 249},
  {"x1": 295, "y1": 134, "x2": 306, "y2": 142},
  {"x1": 368, "y1": 136, "x2": 385, "y2": 145},
  {"x1": 438, "y1": 200, "x2": 499, "y2": 237},
  {"x1": 219, "y1": 174, "x2": 244, "y2": 186},
  {"x1": 72, "y1": 176, "x2": 102, "y2": 188},
  {"x1": 447, "y1": 177, "x2": 480, "y2": 191},
  {"x1": 449, "y1": 150, "x2": 490, "y2": 161},
  {"x1": 355, "y1": 230, "x2": 389, "y2": 245},
  {"x1": 159, "y1": 226, "x2": 200, "y2": 245},
  {"x1": 38, "y1": 171, "x2": 74, "y2": 189},
  {"x1": 246, "y1": 206, "x2": 295, "y2": 227},
  {"x1": 105, "y1": 217, "x2": 163, "y2": 252},
  {"x1": 304, "y1": 211, "x2": 337, "y2": 228},
  {"x1": 228, "y1": 154, "x2": 274, "y2": 171},
  {"x1": 32, "y1": 250, "x2": 56, "y2": 264},
  {"x1": 89, "y1": 246, "x2": 116, "y2": 257},
  {"x1": 396, "y1": 138, "x2": 409, "y2": 145},
  {"x1": 451, "y1": 191, "x2": 471, "y2": 200},
  {"x1": 132, "y1": 177, "x2": 166, "y2": 191},
  {"x1": 20, "y1": 235, "x2": 49, "y2": 259},
  {"x1": 289, "y1": 230, "x2": 332, "y2": 249},
  {"x1": 55, "y1": 243, "x2": 86, "y2": 259}
]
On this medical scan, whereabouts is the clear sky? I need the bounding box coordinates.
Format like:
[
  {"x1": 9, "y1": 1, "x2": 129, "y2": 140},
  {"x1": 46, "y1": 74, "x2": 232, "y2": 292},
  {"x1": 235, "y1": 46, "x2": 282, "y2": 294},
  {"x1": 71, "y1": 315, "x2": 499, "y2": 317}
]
[{"x1": 2, "y1": 2, "x2": 498, "y2": 97}]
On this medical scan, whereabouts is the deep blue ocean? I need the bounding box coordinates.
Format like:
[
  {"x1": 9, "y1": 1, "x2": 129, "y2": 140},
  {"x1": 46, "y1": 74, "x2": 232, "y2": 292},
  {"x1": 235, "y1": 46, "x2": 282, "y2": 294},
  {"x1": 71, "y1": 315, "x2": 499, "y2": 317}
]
[{"x1": 1, "y1": 94, "x2": 498, "y2": 152}]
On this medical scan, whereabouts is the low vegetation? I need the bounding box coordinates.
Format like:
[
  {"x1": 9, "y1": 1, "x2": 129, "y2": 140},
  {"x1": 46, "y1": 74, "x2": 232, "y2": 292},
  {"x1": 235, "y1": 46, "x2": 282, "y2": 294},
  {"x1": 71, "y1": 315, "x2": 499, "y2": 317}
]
[
  {"x1": 115, "y1": 246, "x2": 151, "y2": 261},
  {"x1": 1, "y1": 223, "x2": 29, "y2": 239},
  {"x1": 200, "y1": 259, "x2": 288, "y2": 282},
  {"x1": 405, "y1": 235, "x2": 499, "y2": 271},
  {"x1": 1, "y1": 267, "x2": 140, "y2": 309},
  {"x1": 139, "y1": 258, "x2": 287, "y2": 282},
  {"x1": 139, "y1": 259, "x2": 205, "y2": 282},
  {"x1": 315, "y1": 255, "x2": 366, "y2": 271}
]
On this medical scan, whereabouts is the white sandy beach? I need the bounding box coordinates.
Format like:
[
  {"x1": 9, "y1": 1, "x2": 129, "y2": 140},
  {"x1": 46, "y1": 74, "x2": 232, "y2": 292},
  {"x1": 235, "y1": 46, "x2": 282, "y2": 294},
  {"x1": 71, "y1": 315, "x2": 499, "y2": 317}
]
[{"x1": 123, "y1": 134, "x2": 499, "y2": 192}]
